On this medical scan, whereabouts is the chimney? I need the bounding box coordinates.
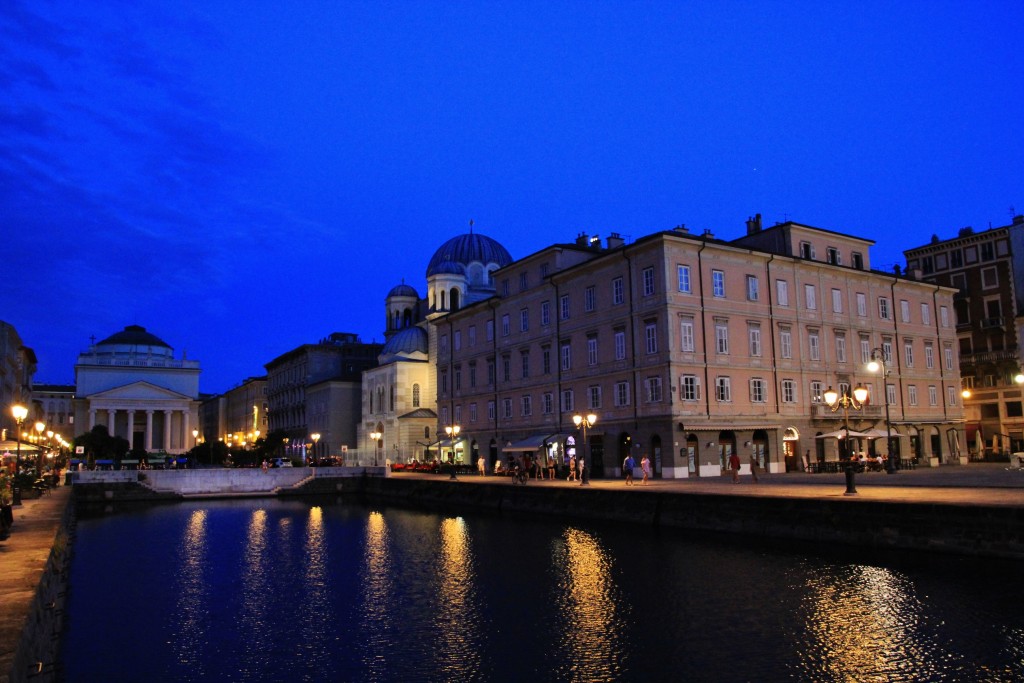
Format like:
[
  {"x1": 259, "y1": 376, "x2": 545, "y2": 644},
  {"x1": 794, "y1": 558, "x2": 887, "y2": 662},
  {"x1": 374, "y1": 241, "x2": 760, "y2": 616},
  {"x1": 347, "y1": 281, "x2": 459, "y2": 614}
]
[
  {"x1": 674, "y1": 223, "x2": 689, "y2": 234},
  {"x1": 1013, "y1": 215, "x2": 1023, "y2": 225},
  {"x1": 745, "y1": 213, "x2": 762, "y2": 235},
  {"x1": 576, "y1": 232, "x2": 590, "y2": 247},
  {"x1": 589, "y1": 234, "x2": 601, "y2": 249},
  {"x1": 957, "y1": 226, "x2": 974, "y2": 237},
  {"x1": 606, "y1": 232, "x2": 625, "y2": 249},
  {"x1": 702, "y1": 229, "x2": 714, "y2": 239}
]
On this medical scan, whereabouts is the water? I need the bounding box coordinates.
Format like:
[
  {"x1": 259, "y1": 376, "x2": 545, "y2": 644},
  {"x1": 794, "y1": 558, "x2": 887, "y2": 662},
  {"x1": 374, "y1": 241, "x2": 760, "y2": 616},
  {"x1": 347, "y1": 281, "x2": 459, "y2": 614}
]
[{"x1": 61, "y1": 498, "x2": 1023, "y2": 682}]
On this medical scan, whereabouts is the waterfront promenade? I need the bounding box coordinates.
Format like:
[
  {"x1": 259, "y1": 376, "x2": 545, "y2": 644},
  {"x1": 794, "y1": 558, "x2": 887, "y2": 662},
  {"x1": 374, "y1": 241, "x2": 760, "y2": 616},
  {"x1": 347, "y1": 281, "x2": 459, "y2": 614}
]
[{"x1": 2, "y1": 465, "x2": 1022, "y2": 682}]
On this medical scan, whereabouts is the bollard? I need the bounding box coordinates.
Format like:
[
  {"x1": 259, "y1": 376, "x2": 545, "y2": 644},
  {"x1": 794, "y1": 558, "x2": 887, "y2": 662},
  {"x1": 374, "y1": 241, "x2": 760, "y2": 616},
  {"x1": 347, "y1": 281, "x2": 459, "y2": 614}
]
[{"x1": 12, "y1": 484, "x2": 22, "y2": 505}]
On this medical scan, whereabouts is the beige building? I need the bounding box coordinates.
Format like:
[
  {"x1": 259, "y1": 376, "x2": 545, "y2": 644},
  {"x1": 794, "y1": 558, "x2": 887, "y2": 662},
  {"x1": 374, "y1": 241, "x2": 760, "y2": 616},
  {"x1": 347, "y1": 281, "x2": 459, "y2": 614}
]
[
  {"x1": 439, "y1": 216, "x2": 965, "y2": 478},
  {"x1": 198, "y1": 376, "x2": 268, "y2": 451},
  {"x1": 904, "y1": 214, "x2": 1024, "y2": 458}
]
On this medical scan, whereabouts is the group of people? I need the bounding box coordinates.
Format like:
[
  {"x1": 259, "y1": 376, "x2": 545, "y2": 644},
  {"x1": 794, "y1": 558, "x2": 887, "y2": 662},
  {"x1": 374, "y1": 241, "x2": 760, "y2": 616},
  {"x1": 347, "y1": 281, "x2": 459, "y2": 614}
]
[
  {"x1": 621, "y1": 453, "x2": 651, "y2": 485},
  {"x1": 728, "y1": 452, "x2": 761, "y2": 483}
]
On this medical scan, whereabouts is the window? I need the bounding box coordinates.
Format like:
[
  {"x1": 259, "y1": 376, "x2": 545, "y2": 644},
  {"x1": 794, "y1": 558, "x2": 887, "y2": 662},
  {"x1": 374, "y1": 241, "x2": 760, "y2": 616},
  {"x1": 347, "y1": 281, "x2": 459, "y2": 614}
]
[
  {"x1": 746, "y1": 275, "x2": 759, "y2": 301},
  {"x1": 441, "y1": 406, "x2": 448, "y2": 424},
  {"x1": 908, "y1": 385, "x2": 918, "y2": 406},
  {"x1": 560, "y1": 389, "x2": 574, "y2": 413},
  {"x1": 584, "y1": 285, "x2": 596, "y2": 312},
  {"x1": 852, "y1": 252, "x2": 864, "y2": 270},
  {"x1": 980, "y1": 242, "x2": 995, "y2": 261},
  {"x1": 831, "y1": 288, "x2": 842, "y2": 313},
  {"x1": 440, "y1": 334, "x2": 448, "y2": 354},
  {"x1": 560, "y1": 342, "x2": 572, "y2": 371},
  {"x1": 835, "y1": 333, "x2": 846, "y2": 363},
  {"x1": 540, "y1": 262, "x2": 549, "y2": 277},
  {"x1": 681, "y1": 375, "x2": 700, "y2": 401},
  {"x1": 715, "y1": 376, "x2": 732, "y2": 402},
  {"x1": 560, "y1": 295, "x2": 570, "y2": 320},
  {"x1": 521, "y1": 395, "x2": 532, "y2": 416},
  {"x1": 487, "y1": 401, "x2": 495, "y2": 421},
  {"x1": 502, "y1": 354, "x2": 511, "y2": 382},
  {"x1": 614, "y1": 381, "x2": 630, "y2": 407},
  {"x1": 519, "y1": 272, "x2": 528, "y2": 291},
  {"x1": 454, "y1": 330, "x2": 462, "y2": 350},
  {"x1": 454, "y1": 365, "x2": 462, "y2": 390},
  {"x1": 542, "y1": 392, "x2": 554, "y2": 415},
  {"x1": 826, "y1": 247, "x2": 840, "y2": 265},
  {"x1": 800, "y1": 242, "x2": 814, "y2": 259},
  {"x1": 587, "y1": 336, "x2": 598, "y2": 366},
  {"x1": 856, "y1": 293, "x2": 867, "y2": 316},
  {"x1": 950, "y1": 249, "x2": 963, "y2": 268},
  {"x1": 412, "y1": 383, "x2": 421, "y2": 407},
  {"x1": 468, "y1": 325, "x2": 476, "y2": 346},
  {"x1": 748, "y1": 324, "x2": 762, "y2": 357},
  {"x1": 811, "y1": 380, "x2": 824, "y2": 403},
  {"x1": 469, "y1": 403, "x2": 478, "y2": 422},
  {"x1": 680, "y1": 317, "x2": 695, "y2": 353},
  {"x1": 944, "y1": 346, "x2": 954, "y2": 370},
  {"x1": 469, "y1": 363, "x2": 477, "y2": 388},
  {"x1": 712, "y1": 270, "x2": 725, "y2": 297},
  {"x1": 715, "y1": 322, "x2": 729, "y2": 354},
  {"x1": 904, "y1": 341, "x2": 914, "y2": 367},
  {"x1": 541, "y1": 301, "x2": 551, "y2": 326},
  {"x1": 441, "y1": 369, "x2": 448, "y2": 394},
  {"x1": 487, "y1": 358, "x2": 495, "y2": 385},
  {"x1": 780, "y1": 328, "x2": 792, "y2": 359},
  {"x1": 645, "y1": 322, "x2": 658, "y2": 354},
  {"x1": 947, "y1": 386, "x2": 957, "y2": 406},
  {"x1": 928, "y1": 385, "x2": 937, "y2": 406},
  {"x1": 924, "y1": 343, "x2": 934, "y2": 369},
  {"x1": 520, "y1": 309, "x2": 529, "y2": 332},
  {"x1": 502, "y1": 279, "x2": 510, "y2": 296},
  {"x1": 520, "y1": 350, "x2": 530, "y2": 378},
  {"x1": 782, "y1": 379, "x2": 796, "y2": 403},
  {"x1": 677, "y1": 265, "x2": 691, "y2": 293},
  {"x1": 502, "y1": 398, "x2": 513, "y2": 419},
  {"x1": 501, "y1": 314, "x2": 510, "y2": 337},
  {"x1": 951, "y1": 272, "x2": 967, "y2": 293},
  {"x1": 981, "y1": 266, "x2": 998, "y2": 289},
  {"x1": 900, "y1": 300, "x2": 911, "y2": 323},
  {"x1": 921, "y1": 303, "x2": 931, "y2": 326},
  {"x1": 776, "y1": 280, "x2": 789, "y2": 306},
  {"x1": 804, "y1": 284, "x2": 816, "y2": 310},
  {"x1": 750, "y1": 378, "x2": 766, "y2": 403},
  {"x1": 614, "y1": 329, "x2": 626, "y2": 360},
  {"x1": 588, "y1": 385, "x2": 602, "y2": 409},
  {"x1": 860, "y1": 337, "x2": 871, "y2": 364},
  {"x1": 808, "y1": 331, "x2": 820, "y2": 361},
  {"x1": 486, "y1": 320, "x2": 494, "y2": 341},
  {"x1": 642, "y1": 267, "x2": 655, "y2": 296},
  {"x1": 878, "y1": 297, "x2": 891, "y2": 320},
  {"x1": 882, "y1": 340, "x2": 893, "y2": 363},
  {"x1": 612, "y1": 277, "x2": 624, "y2": 305},
  {"x1": 645, "y1": 376, "x2": 663, "y2": 402},
  {"x1": 940, "y1": 306, "x2": 949, "y2": 327}
]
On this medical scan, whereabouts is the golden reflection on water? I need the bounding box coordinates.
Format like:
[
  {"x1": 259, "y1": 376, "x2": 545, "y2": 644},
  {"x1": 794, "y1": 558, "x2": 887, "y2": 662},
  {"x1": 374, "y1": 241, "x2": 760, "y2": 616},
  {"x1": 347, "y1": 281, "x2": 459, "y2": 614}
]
[
  {"x1": 360, "y1": 511, "x2": 392, "y2": 678},
  {"x1": 240, "y1": 508, "x2": 272, "y2": 673},
  {"x1": 301, "y1": 506, "x2": 331, "y2": 648},
  {"x1": 434, "y1": 516, "x2": 482, "y2": 677},
  {"x1": 554, "y1": 527, "x2": 624, "y2": 682},
  {"x1": 174, "y1": 509, "x2": 208, "y2": 672},
  {"x1": 802, "y1": 564, "x2": 925, "y2": 680}
]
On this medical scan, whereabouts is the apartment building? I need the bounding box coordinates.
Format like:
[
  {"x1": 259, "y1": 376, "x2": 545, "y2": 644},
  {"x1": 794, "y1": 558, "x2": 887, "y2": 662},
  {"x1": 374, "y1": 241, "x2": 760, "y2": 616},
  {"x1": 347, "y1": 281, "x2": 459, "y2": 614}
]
[
  {"x1": 439, "y1": 217, "x2": 964, "y2": 478},
  {"x1": 904, "y1": 214, "x2": 1024, "y2": 457}
]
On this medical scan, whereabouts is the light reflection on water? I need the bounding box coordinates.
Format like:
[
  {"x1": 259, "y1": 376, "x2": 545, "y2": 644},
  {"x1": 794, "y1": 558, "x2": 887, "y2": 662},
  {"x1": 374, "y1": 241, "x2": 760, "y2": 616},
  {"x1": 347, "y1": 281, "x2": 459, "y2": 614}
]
[{"x1": 62, "y1": 499, "x2": 1024, "y2": 682}]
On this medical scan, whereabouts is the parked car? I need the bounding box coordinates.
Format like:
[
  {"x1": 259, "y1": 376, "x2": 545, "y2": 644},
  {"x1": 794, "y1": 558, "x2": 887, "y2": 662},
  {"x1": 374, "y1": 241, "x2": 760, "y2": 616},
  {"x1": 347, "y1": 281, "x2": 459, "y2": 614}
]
[{"x1": 272, "y1": 458, "x2": 293, "y2": 468}]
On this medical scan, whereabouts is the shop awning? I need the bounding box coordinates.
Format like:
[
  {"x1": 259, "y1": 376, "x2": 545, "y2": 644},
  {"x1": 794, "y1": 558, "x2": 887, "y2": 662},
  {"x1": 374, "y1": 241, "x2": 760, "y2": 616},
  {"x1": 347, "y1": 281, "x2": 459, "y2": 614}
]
[
  {"x1": 965, "y1": 423, "x2": 983, "y2": 443},
  {"x1": 502, "y1": 434, "x2": 556, "y2": 452},
  {"x1": 425, "y1": 437, "x2": 463, "y2": 449}
]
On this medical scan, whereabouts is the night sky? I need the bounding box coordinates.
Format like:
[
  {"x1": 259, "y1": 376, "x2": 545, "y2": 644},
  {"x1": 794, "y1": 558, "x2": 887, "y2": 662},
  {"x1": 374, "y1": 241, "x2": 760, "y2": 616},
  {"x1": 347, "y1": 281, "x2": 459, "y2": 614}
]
[{"x1": 2, "y1": 1, "x2": 1021, "y2": 394}]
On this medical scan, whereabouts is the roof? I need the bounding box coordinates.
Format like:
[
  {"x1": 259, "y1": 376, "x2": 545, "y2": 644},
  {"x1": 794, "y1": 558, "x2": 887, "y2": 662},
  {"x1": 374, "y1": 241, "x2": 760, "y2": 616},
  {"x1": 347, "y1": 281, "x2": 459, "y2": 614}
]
[
  {"x1": 387, "y1": 283, "x2": 419, "y2": 298},
  {"x1": 381, "y1": 326, "x2": 428, "y2": 356},
  {"x1": 97, "y1": 325, "x2": 171, "y2": 349},
  {"x1": 426, "y1": 232, "x2": 512, "y2": 277}
]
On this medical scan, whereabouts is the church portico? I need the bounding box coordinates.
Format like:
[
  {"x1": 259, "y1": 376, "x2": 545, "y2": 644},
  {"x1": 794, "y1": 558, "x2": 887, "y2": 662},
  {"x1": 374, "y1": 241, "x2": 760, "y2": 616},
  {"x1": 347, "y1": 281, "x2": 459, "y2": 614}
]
[{"x1": 86, "y1": 393, "x2": 197, "y2": 454}]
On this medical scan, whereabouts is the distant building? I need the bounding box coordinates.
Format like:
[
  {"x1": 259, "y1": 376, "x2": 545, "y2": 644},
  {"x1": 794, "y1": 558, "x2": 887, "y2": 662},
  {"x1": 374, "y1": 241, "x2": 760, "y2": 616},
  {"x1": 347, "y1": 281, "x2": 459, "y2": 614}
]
[
  {"x1": 439, "y1": 216, "x2": 964, "y2": 478},
  {"x1": 73, "y1": 325, "x2": 201, "y2": 455},
  {"x1": 0, "y1": 320, "x2": 36, "y2": 441},
  {"x1": 265, "y1": 332, "x2": 382, "y2": 460},
  {"x1": 32, "y1": 383, "x2": 75, "y2": 434},
  {"x1": 904, "y1": 214, "x2": 1024, "y2": 457},
  {"x1": 197, "y1": 376, "x2": 267, "y2": 451}
]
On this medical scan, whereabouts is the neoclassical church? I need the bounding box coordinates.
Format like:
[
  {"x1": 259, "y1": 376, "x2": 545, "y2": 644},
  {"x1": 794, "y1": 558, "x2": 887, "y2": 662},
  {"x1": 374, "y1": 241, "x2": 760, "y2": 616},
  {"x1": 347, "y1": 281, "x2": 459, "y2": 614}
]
[
  {"x1": 359, "y1": 230, "x2": 513, "y2": 464},
  {"x1": 73, "y1": 325, "x2": 201, "y2": 455}
]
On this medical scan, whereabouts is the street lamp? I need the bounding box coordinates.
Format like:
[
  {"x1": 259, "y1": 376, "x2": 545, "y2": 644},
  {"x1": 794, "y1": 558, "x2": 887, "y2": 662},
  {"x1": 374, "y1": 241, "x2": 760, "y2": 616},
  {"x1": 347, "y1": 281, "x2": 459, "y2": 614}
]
[
  {"x1": 369, "y1": 431, "x2": 382, "y2": 467},
  {"x1": 311, "y1": 432, "x2": 321, "y2": 464},
  {"x1": 34, "y1": 420, "x2": 45, "y2": 477},
  {"x1": 823, "y1": 384, "x2": 868, "y2": 495},
  {"x1": 867, "y1": 349, "x2": 898, "y2": 474},
  {"x1": 444, "y1": 424, "x2": 460, "y2": 480},
  {"x1": 10, "y1": 404, "x2": 27, "y2": 477},
  {"x1": 573, "y1": 412, "x2": 597, "y2": 486}
]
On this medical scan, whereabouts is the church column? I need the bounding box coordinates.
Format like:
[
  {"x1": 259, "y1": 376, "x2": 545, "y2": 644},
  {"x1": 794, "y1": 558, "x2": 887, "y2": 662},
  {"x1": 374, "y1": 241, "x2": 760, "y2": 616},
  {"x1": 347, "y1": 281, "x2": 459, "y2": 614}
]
[
  {"x1": 164, "y1": 410, "x2": 172, "y2": 452},
  {"x1": 126, "y1": 410, "x2": 136, "y2": 449},
  {"x1": 107, "y1": 409, "x2": 116, "y2": 436},
  {"x1": 145, "y1": 411, "x2": 154, "y2": 452},
  {"x1": 89, "y1": 409, "x2": 96, "y2": 430},
  {"x1": 183, "y1": 411, "x2": 190, "y2": 450}
]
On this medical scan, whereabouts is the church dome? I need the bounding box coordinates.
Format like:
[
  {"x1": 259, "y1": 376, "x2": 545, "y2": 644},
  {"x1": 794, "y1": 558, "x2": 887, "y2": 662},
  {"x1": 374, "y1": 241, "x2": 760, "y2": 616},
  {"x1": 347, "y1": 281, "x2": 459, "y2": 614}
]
[
  {"x1": 430, "y1": 260, "x2": 466, "y2": 276},
  {"x1": 381, "y1": 326, "x2": 428, "y2": 356},
  {"x1": 387, "y1": 283, "x2": 419, "y2": 298},
  {"x1": 97, "y1": 325, "x2": 171, "y2": 349},
  {"x1": 426, "y1": 233, "x2": 512, "y2": 277}
]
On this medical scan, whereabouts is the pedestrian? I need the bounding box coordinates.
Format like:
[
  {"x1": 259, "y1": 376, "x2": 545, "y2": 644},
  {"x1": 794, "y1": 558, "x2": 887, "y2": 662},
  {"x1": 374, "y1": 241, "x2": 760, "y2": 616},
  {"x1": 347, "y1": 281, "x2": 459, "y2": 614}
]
[
  {"x1": 749, "y1": 453, "x2": 759, "y2": 483},
  {"x1": 728, "y1": 451, "x2": 740, "y2": 483},
  {"x1": 567, "y1": 455, "x2": 577, "y2": 481},
  {"x1": 477, "y1": 456, "x2": 485, "y2": 476},
  {"x1": 623, "y1": 453, "x2": 635, "y2": 485},
  {"x1": 641, "y1": 454, "x2": 651, "y2": 485},
  {"x1": 261, "y1": 459, "x2": 268, "y2": 473},
  {"x1": 577, "y1": 455, "x2": 585, "y2": 481}
]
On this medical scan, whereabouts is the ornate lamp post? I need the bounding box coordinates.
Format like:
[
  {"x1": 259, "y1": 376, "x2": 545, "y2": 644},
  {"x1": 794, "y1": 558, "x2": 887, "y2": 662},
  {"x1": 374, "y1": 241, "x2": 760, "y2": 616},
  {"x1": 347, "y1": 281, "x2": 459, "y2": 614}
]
[
  {"x1": 311, "y1": 432, "x2": 321, "y2": 465},
  {"x1": 444, "y1": 425, "x2": 460, "y2": 480},
  {"x1": 572, "y1": 412, "x2": 597, "y2": 486},
  {"x1": 369, "y1": 430, "x2": 382, "y2": 467},
  {"x1": 34, "y1": 420, "x2": 45, "y2": 476},
  {"x1": 867, "y1": 349, "x2": 898, "y2": 474},
  {"x1": 823, "y1": 384, "x2": 868, "y2": 495},
  {"x1": 10, "y1": 404, "x2": 27, "y2": 477}
]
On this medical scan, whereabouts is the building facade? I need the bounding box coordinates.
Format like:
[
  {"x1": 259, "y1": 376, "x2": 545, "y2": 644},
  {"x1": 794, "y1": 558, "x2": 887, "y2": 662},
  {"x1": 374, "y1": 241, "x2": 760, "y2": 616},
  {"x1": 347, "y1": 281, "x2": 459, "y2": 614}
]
[
  {"x1": 904, "y1": 214, "x2": 1024, "y2": 457},
  {"x1": 0, "y1": 321, "x2": 35, "y2": 442},
  {"x1": 73, "y1": 325, "x2": 201, "y2": 454},
  {"x1": 439, "y1": 217, "x2": 965, "y2": 478}
]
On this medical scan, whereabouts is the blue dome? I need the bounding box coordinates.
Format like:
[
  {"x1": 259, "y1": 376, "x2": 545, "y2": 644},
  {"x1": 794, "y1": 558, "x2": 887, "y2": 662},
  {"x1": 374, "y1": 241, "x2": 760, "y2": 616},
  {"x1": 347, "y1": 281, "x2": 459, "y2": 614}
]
[
  {"x1": 426, "y1": 233, "x2": 512, "y2": 277},
  {"x1": 430, "y1": 260, "x2": 465, "y2": 276},
  {"x1": 387, "y1": 283, "x2": 419, "y2": 298},
  {"x1": 98, "y1": 325, "x2": 171, "y2": 349},
  {"x1": 382, "y1": 326, "x2": 428, "y2": 356}
]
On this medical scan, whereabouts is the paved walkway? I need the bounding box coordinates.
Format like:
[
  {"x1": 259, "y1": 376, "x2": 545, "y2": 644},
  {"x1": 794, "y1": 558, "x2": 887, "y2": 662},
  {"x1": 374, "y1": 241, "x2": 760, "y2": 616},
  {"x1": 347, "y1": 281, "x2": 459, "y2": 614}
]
[{"x1": 0, "y1": 487, "x2": 71, "y2": 683}]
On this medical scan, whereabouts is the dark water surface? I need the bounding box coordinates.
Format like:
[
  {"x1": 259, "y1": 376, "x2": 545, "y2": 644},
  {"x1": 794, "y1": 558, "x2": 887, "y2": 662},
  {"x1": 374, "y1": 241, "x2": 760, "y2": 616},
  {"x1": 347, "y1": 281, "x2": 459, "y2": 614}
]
[{"x1": 60, "y1": 497, "x2": 1022, "y2": 682}]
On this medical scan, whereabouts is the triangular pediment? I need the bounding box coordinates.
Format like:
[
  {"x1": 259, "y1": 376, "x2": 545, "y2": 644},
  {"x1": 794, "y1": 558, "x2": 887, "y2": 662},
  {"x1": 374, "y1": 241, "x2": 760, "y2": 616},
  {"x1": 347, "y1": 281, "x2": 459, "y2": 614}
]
[{"x1": 88, "y1": 381, "x2": 192, "y2": 401}]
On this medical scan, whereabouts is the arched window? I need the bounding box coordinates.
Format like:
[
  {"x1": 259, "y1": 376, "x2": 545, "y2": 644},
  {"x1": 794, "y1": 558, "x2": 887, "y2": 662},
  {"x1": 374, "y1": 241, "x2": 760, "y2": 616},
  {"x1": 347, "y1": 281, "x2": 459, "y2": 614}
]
[
  {"x1": 389, "y1": 385, "x2": 395, "y2": 412},
  {"x1": 376, "y1": 387, "x2": 384, "y2": 414},
  {"x1": 402, "y1": 308, "x2": 412, "y2": 328},
  {"x1": 441, "y1": 290, "x2": 447, "y2": 310},
  {"x1": 424, "y1": 426, "x2": 430, "y2": 439},
  {"x1": 450, "y1": 288, "x2": 461, "y2": 311},
  {"x1": 412, "y1": 383, "x2": 421, "y2": 407}
]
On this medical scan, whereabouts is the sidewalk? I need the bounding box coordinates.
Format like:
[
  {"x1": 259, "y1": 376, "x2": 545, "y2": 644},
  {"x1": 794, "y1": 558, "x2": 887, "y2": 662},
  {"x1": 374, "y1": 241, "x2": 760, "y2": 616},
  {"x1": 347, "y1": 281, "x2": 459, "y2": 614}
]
[{"x1": 0, "y1": 487, "x2": 72, "y2": 683}]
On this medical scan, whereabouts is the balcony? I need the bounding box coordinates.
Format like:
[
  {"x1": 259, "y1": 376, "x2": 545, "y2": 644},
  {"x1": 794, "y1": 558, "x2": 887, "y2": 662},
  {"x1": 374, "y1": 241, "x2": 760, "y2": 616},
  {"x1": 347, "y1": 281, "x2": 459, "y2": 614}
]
[
  {"x1": 960, "y1": 350, "x2": 1019, "y2": 366},
  {"x1": 980, "y1": 317, "x2": 1004, "y2": 329},
  {"x1": 811, "y1": 403, "x2": 883, "y2": 419}
]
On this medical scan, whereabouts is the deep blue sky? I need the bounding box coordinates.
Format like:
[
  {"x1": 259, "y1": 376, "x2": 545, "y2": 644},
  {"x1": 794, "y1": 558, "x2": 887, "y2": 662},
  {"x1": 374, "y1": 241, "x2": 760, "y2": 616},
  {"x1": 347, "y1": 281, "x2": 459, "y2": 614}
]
[{"x1": 2, "y1": 1, "x2": 1021, "y2": 394}]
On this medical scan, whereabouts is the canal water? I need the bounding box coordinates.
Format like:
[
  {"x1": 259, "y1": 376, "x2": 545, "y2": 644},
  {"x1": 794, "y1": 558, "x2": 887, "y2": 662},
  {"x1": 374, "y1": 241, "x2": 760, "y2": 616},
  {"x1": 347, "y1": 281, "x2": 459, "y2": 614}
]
[{"x1": 60, "y1": 497, "x2": 1022, "y2": 682}]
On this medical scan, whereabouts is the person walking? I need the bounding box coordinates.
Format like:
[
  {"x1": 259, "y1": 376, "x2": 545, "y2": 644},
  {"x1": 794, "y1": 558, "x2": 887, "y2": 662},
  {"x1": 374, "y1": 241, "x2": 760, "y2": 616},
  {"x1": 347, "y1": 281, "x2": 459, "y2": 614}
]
[
  {"x1": 567, "y1": 454, "x2": 577, "y2": 481},
  {"x1": 477, "y1": 456, "x2": 486, "y2": 476},
  {"x1": 728, "y1": 451, "x2": 741, "y2": 483},
  {"x1": 641, "y1": 454, "x2": 651, "y2": 485},
  {"x1": 623, "y1": 453, "x2": 635, "y2": 486},
  {"x1": 749, "y1": 453, "x2": 759, "y2": 483}
]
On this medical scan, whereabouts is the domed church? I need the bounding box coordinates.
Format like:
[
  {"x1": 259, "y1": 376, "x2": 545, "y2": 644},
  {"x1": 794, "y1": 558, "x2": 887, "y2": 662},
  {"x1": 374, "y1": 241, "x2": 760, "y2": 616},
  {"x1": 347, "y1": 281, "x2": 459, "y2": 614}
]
[{"x1": 360, "y1": 228, "x2": 512, "y2": 464}]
